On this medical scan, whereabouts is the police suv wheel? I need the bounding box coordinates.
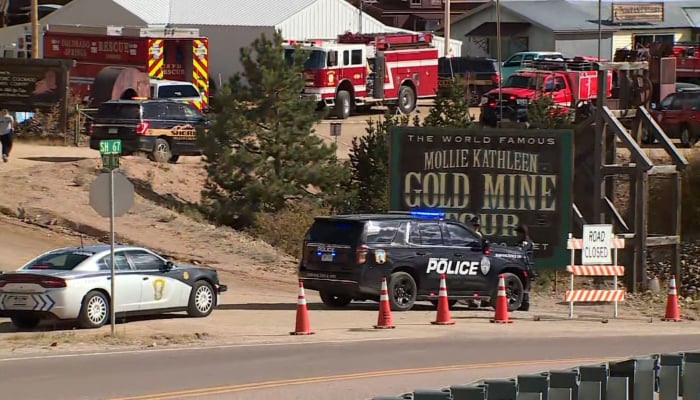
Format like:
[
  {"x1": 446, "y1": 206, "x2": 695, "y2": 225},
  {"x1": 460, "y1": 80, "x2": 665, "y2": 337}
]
[
  {"x1": 320, "y1": 292, "x2": 352, "y2": 308},
  {"x1": 388, "y1": 271, "x2": 417, "y2": 311},
  {"x1": 490, "y1": 273, "x2": 524, "y2": 312},
  {"x1": 152, "y1": 138, "x2": 173, "y2": 163}
]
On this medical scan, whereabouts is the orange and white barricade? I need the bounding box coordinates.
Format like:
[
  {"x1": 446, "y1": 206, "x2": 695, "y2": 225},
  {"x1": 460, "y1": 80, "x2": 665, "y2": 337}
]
[{"x1": 566, "y1": 233, "x2": 626, "y2": 319}]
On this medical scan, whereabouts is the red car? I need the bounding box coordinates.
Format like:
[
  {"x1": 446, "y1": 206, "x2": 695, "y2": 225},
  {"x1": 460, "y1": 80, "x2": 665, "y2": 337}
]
[{"x1": 649, "y1": 90, "x2": 700, "y2": 147}]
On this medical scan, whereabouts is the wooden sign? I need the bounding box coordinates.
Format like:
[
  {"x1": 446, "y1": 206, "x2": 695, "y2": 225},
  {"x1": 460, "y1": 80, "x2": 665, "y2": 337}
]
[{"x1": 611, "y1": 2, "x2": 664, "y2": 24}]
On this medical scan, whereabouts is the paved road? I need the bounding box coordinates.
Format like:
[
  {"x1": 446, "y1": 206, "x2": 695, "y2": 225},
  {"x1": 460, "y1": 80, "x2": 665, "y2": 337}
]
[{"x1": 1, "y1": 334, "x2": 697, "y2": 400}]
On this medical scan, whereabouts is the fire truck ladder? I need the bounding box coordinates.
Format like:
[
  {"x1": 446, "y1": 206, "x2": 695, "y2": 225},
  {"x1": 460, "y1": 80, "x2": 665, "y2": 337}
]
[{"x1": 338, "y1": 32, "x2": 433, "y2": 50}]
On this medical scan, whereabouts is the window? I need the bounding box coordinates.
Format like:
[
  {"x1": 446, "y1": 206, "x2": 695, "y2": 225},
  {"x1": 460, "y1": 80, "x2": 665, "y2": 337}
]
[
  {"x1": 555, "y1": 77, "x2": 566, "y2": 91},
  {"x1": 158, "y1": 84, "x2": 199, "y2": 98},
  {"x1": 100, "y1": 253, "x2": 131, "y2": 271},
  {"x1": 307, "y1": 220, "x2": 362, "y2": 246},
  {"x1": 443, "y1": 223, "x2": 479, "y2": 247},
  {"x1": 182, "y1": 104, "x2": 202, "y2": 119},
  {"x1": 125, "y1": 250, "x2": 166, "y2": 271},
  {"x1": 143, "y1": 102, "x2": 168, "y2": 119},
  {"x1": 343, "y1": 50, "x2": 350, "y2": 66},
  {"x1": 22, "y1": 250, "x2": 94, "y2": 271},
  {"x1": 660, "y1": 94, "x2": 675, "y2": 110},
  {"x1": 364, "y1": 220, "x2": 402, "y2": 244},
  {"x1": 351, "y1": 49, "x2": 363, "y2": 65},
  {"x1": 503, "y1": 54, "x2": 523, "y2": 67},
  {"x1": 418, "y1": 222, "x2": 443, "y2": 246},
  {"x1": 410, "y1": 0, "x2": 422, "y2": 5}
]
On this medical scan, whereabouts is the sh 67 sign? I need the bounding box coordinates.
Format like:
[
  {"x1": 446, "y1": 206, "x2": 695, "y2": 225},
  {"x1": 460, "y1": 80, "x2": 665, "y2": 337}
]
[{"x1": 389, "y1": 127, "x2": 573, "y2": 269}]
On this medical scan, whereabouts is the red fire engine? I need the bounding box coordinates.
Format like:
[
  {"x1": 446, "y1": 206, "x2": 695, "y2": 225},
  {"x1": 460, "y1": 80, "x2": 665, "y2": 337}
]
[
  {"x1": 671, "y1": 43, "x2": 700, "y2": 83},
  {"x1": 42, "y1": 24, "x2": 210, "y2": 111},
  {"x1": 284, "y1": 32, "x2": 439, "y2": 119}
]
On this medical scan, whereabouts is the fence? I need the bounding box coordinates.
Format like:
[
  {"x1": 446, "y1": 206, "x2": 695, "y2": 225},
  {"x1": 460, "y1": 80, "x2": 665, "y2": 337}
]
[
  {"x1": 370, "y1": 351, "x2": 700, "y2": 400},
  {"x1": 566, "y1": 234, "x2": 626, "y2": 319}
]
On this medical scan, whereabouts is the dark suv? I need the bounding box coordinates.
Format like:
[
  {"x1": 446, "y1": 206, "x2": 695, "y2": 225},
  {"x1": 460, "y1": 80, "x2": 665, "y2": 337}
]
[
  {"x1": 89, "y1": 99, "x2": 208, "y2": 163},
  {"x1": 649, "y1": 90, "x2": 700, "y2": 147},
  {"x1": 437, "y1": 56, "x2": 499, "y2": 105},
  {"x1": 298, "y1": 211, "x2": 533, "y2": 312}
]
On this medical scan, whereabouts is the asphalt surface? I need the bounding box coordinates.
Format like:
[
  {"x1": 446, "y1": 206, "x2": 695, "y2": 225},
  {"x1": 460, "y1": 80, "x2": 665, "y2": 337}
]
[{"x1": 1, "y1": 334, "x2": 698, "y2": 400}]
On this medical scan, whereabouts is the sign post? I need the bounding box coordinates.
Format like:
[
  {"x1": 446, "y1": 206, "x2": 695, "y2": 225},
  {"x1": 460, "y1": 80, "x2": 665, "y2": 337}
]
[{"x1": 92, "y1": 139, "x2": 131, "y2": 337}]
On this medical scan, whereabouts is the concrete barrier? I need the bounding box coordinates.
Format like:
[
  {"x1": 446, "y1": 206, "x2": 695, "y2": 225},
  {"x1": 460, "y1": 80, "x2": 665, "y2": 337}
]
[{"x1": 368, "y1": 351, "x2": 700, "y2": 400}]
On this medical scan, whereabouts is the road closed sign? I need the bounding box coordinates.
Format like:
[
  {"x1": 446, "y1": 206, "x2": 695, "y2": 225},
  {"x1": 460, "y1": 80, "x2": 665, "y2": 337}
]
[{"x1": 582, "y1": 224, "x2": 613, "y2": 265}]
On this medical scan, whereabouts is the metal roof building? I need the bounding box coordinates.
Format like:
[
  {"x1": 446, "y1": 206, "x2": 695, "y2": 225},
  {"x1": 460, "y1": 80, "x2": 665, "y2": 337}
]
[{"x1": 0, "y1": 0, "x2": 461, "y2": 86}]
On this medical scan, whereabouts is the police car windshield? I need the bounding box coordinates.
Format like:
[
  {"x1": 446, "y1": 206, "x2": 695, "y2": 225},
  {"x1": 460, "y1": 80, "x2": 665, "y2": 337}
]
[
  {"x1": 23, "y1": 250, "x2": 94, "y2": 271},
  {"x1": 284, "y1": 49, "x2": 326, "y2": 69}
]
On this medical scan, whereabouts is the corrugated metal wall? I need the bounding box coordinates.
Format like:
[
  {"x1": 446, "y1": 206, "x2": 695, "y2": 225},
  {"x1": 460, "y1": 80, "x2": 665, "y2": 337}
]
[{"x1": 276, "y1": 0, "x2": 461, "y2": 57}]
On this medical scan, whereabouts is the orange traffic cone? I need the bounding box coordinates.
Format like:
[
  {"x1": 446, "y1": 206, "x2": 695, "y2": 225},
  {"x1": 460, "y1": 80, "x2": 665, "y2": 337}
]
[
  {"x1": 662, "y1": 275, "x2": 682, "y2": 322},
  {"x1": 374, "y1": 277, "x2": 396, "y2": 329},
  {"x1": 490, "y1": 274, "x2": 513, "y2": 324},
  {"x1": 431, "y1": 274, "x2": 455, "y2": 325},
  {"x1": 290, "y1": 281, "x2": 315, "y2": 335}
]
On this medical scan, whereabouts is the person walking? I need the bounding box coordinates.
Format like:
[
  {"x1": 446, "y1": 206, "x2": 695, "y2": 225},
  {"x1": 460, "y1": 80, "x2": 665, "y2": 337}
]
[{"x1": 0, "y1": 109, "x2": 15, "y2": 163}]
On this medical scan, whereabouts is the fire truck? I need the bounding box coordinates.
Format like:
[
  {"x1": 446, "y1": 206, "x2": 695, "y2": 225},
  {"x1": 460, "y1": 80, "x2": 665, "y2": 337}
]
[
  {"x1": 42, "y1": 24, "x2": 210, "y2": 111},
  {"x1": 480, "y1": 58, "x2": 613, "y2": 127},
  {"x1": 284, "y1": 32, "x2": 439, "y2": 119}
]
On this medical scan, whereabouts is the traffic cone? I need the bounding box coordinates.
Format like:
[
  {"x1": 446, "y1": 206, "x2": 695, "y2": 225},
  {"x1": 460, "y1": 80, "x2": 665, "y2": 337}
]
[
  {"x1": 374, "y1": 277, "x2": 396, "y2": 329},
  {"x1": 290, "y1": 281, "x2": 315, "y2": 335},
  {"x1": 431, "y1": 274, "x2": 455, "y2": 325},
  {"x1": 490, "y1": 274, "x2": 513, "y2": 324},
  {"x1": 662, "y1": 275, "x2": 682, "y2": 322}
]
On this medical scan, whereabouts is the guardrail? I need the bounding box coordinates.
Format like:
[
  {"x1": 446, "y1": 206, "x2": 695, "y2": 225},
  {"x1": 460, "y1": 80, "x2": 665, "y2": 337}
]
[{"x1": 370, "y1": 351, "x2": 700, "y2": 400}]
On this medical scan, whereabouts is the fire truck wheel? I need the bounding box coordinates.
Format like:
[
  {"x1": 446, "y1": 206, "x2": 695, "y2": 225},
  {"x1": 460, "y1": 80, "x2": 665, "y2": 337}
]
[
  {"x1": 335, "y1": 90, "x2": 352, "y2": 119},
  {"x1": 152, "y1": 138, "x2": 173, "y2": 164},
  {"x1": 398, "y1": 85, "x2": 416, "y2": 114}
]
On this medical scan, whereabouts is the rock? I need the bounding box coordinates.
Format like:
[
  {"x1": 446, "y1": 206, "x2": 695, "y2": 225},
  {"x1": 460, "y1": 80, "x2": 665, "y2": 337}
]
[{"x1": 647, "y1": 241, "x2": 700, "y2": 298}]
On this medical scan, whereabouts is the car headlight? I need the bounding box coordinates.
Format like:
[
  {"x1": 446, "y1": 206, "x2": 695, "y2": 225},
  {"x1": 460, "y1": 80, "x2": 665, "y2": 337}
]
[{"x1": 516, "y1": 98, "x2": 529, "y2": 106}]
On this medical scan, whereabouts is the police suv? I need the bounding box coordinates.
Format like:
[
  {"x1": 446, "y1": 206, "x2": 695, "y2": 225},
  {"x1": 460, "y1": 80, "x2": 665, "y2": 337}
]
[{"x1": 298, "y1": 211, "x2": 534, "y2": 312}]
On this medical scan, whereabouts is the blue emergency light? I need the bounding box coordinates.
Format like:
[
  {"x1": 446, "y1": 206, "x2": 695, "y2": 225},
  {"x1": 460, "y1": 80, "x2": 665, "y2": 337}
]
[{"x1": 410, "y1": 210, "x2": 445, "y2": 220}]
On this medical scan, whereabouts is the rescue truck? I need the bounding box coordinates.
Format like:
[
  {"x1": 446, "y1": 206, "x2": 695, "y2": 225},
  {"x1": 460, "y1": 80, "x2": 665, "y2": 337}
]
[
  {"x1": 284, "y1": 32, "x2": 439, "y2": 119},
  {"x1": 480, "y1": 58, "x2": 613, "y2": 127},
  {"x1": 672, "y1": 42, "x2": 700, "y2": 83},
  {"x1": 41, "y1": 24, "x2": 210, "y2": 111}
]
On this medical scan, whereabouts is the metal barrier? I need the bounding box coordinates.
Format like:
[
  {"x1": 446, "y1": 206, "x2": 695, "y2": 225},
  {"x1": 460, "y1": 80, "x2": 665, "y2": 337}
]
[
  {"x1": 370, "y1": 351, "x2": 700, "y2": 400},
  {"x1": 566, "y1": 234, "x2": 626, "y2": 319}
]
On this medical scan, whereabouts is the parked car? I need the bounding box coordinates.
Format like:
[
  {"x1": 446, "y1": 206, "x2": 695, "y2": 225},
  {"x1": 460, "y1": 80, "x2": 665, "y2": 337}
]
[
  {"x1": 437, "y1": 56, "x2": 499, "y2": 105},
  {"x1": 298, "y1": 211, "x2": 534, "y2": 312},
  {"x1": 89, "y1": 99, "x2": 208, "y2": 163},
  {"x1": 0, "y1": 245, "x2": 227, "y2": 330},
  {"x1": 676, "y1": 82, "x2": 700, "y2": 92},
  {"x1": 648, "y1": 90, "x2": 700, "y2": 147},
  {"x1": 500, "y1": 51, "x2": 565, "y2": 81}
]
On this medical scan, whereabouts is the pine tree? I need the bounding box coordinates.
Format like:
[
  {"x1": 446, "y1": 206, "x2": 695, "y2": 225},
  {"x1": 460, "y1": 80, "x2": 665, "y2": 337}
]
[
  {"x1": 197, "y1": 31, "x2": 348, "y2": 228},
  {"x1": 526, "y1": 89, "x2": 573, "y2": 128},
  {"x1": 422, "y1": 78, "x2": 474, "y2": 128}
]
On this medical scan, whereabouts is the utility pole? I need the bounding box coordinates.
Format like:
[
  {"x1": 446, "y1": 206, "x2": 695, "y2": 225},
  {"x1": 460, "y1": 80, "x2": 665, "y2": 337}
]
[
  {"x1": 31, "y1": 0, "x2": 39, "y2": 58},
  {"x1": 443, "y1": 0, "x2": 451, "y2": 56},
  {"x1": 359, "y1": 0, "x2": 363, "y2": 33}
]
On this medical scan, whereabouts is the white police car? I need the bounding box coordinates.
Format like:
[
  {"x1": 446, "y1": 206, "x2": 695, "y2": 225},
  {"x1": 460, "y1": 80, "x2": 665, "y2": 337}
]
[{"x1": 0, "y1": 245, "x2": 227, "y2": 329}]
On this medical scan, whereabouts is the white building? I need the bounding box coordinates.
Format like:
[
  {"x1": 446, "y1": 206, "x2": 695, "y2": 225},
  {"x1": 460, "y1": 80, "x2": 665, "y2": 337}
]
[{"x1": 0, "y1": 0, "x2": 462, "y2": 86}]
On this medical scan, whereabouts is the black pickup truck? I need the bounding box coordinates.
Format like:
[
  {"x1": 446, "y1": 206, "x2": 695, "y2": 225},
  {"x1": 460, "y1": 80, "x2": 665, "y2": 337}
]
[{"x1": 437, "y1": 57, "x2": 500, "y2": 105}]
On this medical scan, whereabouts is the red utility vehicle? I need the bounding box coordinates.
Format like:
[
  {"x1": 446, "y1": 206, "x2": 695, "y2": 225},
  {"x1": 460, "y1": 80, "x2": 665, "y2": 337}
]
[
  {"x1": 42, "y1": 24, "x2": 210, "y2": 111},
  {"x1": 284, "y1": 32, "x2": 439, "y2": 119},
  {"x1": 671, "y1": 43, "x2": 700, "y2": 83},
  {"x1": 480, "y1": 59, "x2": 613, "y2": 126}
]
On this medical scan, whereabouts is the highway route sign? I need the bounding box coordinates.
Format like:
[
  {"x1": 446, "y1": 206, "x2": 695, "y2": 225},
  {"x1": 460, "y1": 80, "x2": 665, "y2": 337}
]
[{"x1": 99, "y1": 139, "x2": 122, "y2": 155}]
